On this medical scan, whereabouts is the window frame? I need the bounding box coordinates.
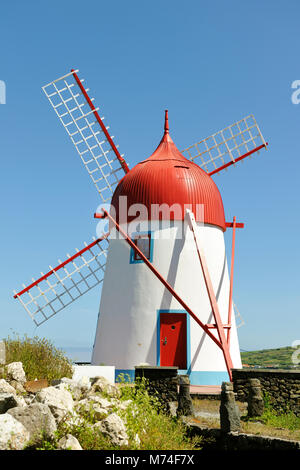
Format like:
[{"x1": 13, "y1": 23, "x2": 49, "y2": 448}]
[{"x1": 129, "y1": 231, "x2": 154, "y2": 264}]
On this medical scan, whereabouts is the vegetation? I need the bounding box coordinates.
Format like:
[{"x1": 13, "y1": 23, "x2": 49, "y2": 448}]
[
  {"x1": 245, "y1": 392, "x2": 300, "y2": 431},
  {"x1": 1, "y1": 335, "x2": 202, "y2": 450},
  {"x1": 240, "y1": 346, "x2": 300, "y2": 369},
  {"x1": 116, "y1": 376, "x2": 202, "y2": 450},
  {"x1": 191, "y1": 396, "x2": 300, "y2": 442},
  {"x1": 26, "y1": 376, "x2": 202, "y2": 450},
  {"x1": 1, "y1": 334, "x2": 73, "y2": 382}
]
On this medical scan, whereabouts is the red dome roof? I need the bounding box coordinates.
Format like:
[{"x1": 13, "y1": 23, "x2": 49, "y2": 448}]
[{"x1": 111, "y1": 112, "x2": 226, "y2": 231}]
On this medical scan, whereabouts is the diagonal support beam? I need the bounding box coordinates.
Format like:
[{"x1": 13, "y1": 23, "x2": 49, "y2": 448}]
[
  {"x1": 227, "y1": 216, "x2": 237, "y2": 347},
  {"x1": 185, "y1": 209, "x2": 233, "y2": 381},
  {"x1": 102, "y1": 209, "x2": 224, "y2": 350}
]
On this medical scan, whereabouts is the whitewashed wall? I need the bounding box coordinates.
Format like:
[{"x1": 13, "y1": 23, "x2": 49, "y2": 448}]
[{"x1": 91, "y1": 219, "x2": 242, "y2": 384}]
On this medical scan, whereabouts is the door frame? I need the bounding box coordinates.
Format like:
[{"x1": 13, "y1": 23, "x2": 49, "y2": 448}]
[{"x1": 156, "y1": 309, "x2": 191, "y2": 373}]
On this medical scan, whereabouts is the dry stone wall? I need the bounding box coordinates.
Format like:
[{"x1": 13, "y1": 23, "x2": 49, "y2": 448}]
[
  {"x1": 134, "y1": 366, "x2": 178, "y2": 413},
  {"x1": 232, "y1": 369, "x2": 300, "y2": 415}
]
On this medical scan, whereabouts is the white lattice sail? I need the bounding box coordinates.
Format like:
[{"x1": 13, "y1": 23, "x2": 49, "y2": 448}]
[
  {"x1": 233, "y1": 301, "x2": 245, "y2": 329},
  {"x1": 181, "y1": 114, "x2": 267, "y2": 175},
  {"x1": 13, "y1": 235, "x2": 109, "y2": 326},
  {"x1": 42, "y1": 69, "x2": 129, "y2": 202}
]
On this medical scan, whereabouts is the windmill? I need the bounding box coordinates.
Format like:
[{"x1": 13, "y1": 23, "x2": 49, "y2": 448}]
[{"x1": 13, "y1": 69, "x2": 267, "y2": 385}]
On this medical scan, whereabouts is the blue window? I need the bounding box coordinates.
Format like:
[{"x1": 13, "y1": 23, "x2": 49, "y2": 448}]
[{"x1": 130, "y1": 232, "x2": 153, "y2": 264}]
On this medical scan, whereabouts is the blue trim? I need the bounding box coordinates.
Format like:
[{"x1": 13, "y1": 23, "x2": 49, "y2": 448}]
[
  {"x1": 114, "y1": 369, "x2": 229, "y2": 385},
  {"x1": 188, "y1": 371, "x2": 229, "y2": 386},
  {"x1": 129, "y1": 231, "x2": 154, "y2": 264},
  {"x1": 156, "y1": 309, "x2": 191, "y2": 373}
]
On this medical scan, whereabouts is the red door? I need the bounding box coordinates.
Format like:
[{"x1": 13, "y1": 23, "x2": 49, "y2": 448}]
[{"x1": 160, "y1": 313, "x2": 187, "y2": 369}]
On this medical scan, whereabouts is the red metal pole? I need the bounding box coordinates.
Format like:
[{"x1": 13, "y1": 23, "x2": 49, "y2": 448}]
[
  {"x1": 102, "y1": 209, "x2": 223, "y2": 350},
  {"x1": 208, "y1": 143, "x2": 268, "y2": 177},
  {"x1": 227, "y1": 216, "x2": 237, "y2": 346},
  {"x1": 71, "y1": 69, "x2": 130, "y2": 174},
  {"x1": 225, "y1": 222, "x2": 244, "y2": 229},
  {"x1": 186, "y1": 210, "x2": 234, "y2": 381}
]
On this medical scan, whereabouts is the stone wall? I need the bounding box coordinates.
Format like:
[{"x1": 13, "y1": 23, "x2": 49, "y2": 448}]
[
  {"x1": 134, "y1": 366, "x2": 178, "y2": 412},
  {"x1": 186, "y1": 423, "x2": 300, "y2": 451},
  {"x1": 232, "y1": 369, "x2": 300, "y2": 415}
]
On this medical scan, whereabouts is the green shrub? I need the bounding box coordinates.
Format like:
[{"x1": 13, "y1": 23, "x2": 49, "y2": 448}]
[
  {"x1": 246, "y1": 392, "x2": 300, "y2": 431},
  {"x1": 2, "y1": 334, "x2": 73, "y2": 382},
  {"x1": 118, "y1": 376, "x2": 202, "y2": 450},
  {"x1": 257, "y1": 408, "x2": 300, "y2": 431}
]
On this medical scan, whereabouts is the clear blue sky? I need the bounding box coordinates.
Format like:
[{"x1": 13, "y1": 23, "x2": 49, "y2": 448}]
[{"x1": 1, "y1": 0, "x2": 299, "y2": 358}]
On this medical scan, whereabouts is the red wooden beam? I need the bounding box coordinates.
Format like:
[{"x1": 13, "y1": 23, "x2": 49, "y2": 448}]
[
  {"x1": 225, "y1": 222, "x2": 244, "y2": 229},
  {"x1": 102, "y1": 209, "x2": 223, "y2": 350},
  {"x1": 186, "y1": 209, "x2": 234, "y2": 381},
  {"x1": 71, "y1": 69, "x2": 130, "y2": 174},
  {"x1": 208, "y1": 143, "x2": 268, "y2": 177},
  {"x1": 94, "y1": 212, "x2": 107, "y2": 219},
  {"x1": 227, "y1": 217, "x2": 237, "y2": 346},
  {"x1": 207, "y1": 324, "x2": 231, "y2": 329}
]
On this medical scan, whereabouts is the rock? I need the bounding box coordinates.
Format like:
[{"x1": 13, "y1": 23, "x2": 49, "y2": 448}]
[
  {"x1": 86, "y1": 395, "x2": 114, "y2": 409},
  {"x1": 15, "y1": 395, "x2": 27, "y2": 408},
  {"x1": 24, "y1": 379, "x2": 49, "y2": 394},
  {"x1": 0, "y1": 341, "x2": 5, "y2": 365},
  {"x1": 5, "y1": 362, "x2": 26, "y2": 384},
  {"x1": 0, "y1": 413, "x2": 30, "y2": 450},
  {"x1": 0, "y1": 378, "x2": 17, "y2": 395},
  {"x1": 0, "y1": 393, "x2": 19, "y2": 413},
  {"x1": 220, "y1": 382, "x2": 241, "y2": 434},
  {"x1": 65, "y1": 411, "x2": 86, "y2": 427},
  {"x1": 247, "y1": 378, "x2": 264, "y2": 418},
  {"x1": 76, "y1": 396, "x2": 112, "y2": 420},
  {"x1": 94, "y1": 412, "x2": 129, "y2": 447},
  {"x1": 10, "y1": 380, "x2": 26, "y2": 394},
  {"x1": 57, "y1": 434, "x2": 82, "y2": 450},
  {"x1": 168, "y1": 401, "x2": 178, "y2": 418},
  {"x1": 177, "y1": 375, "x2": 194, "y2": 417},
  {"x1": 52, "y1": 377, "x2": 89, "y2": 401},
  {"x1": 35, "y1": 386, "x2": 74, "y2": 422},
  {"x1": 24, "y1": 395, "x2": 36, "y2": 406},
  {"x1": 89, "y1": 377, "x2": 121, "y2": 399},
  {"x1": 8, "y1": 403, "x2": 57, "y2": 442}
]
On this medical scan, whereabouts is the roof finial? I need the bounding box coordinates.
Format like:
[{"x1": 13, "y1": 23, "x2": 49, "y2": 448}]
[{"x1": 164, "y1": 109, "x2": 169, "y2": 135}]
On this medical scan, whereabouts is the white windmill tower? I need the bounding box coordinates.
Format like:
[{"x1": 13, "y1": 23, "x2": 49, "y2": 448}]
[{"x1": 13, "y1": 69, "x2": 267, "y2": 385}]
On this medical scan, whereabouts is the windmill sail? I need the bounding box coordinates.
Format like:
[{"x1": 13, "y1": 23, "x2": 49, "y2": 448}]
[
  {"x1": 42, "y1": 69, "x2": 129, "y2": 202},
  {"x1": 181, "y1": 114, "x2": 267, "y2": 176},
  {"x1": 233, "y1": 301, "x2": 245, "y2": 329},
  {"x1": 13, "y1": 235, "x2": 109, "y2": 326}
]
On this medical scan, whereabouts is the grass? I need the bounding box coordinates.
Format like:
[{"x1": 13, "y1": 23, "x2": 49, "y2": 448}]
[
  {"x1": 1, "y1": 334, "x2": 73, "y2": 383},
  {"x1": 241, "y1": 346, "x2": 300, "y2": 369},
  {"x1": 242, "y1": 392, "x2": 300, "y2": 439},
  {"x1": 190, "y1": 397, "x2": 300, "y2": 442}
]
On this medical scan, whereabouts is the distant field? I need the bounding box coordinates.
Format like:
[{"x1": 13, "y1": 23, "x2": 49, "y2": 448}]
[{"x1": 241, "y1": 346, "x2": 300, "y2": 369}]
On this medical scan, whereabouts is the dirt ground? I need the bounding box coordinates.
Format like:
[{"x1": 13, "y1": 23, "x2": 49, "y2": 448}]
[{"x1": 188, "y1": 398, "x2": 300, "y2": 442}]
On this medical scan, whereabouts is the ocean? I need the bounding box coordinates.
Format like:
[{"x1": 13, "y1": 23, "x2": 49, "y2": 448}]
[{"x1": 60, "y1": 346, "x2": 92, "y2": 363}]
